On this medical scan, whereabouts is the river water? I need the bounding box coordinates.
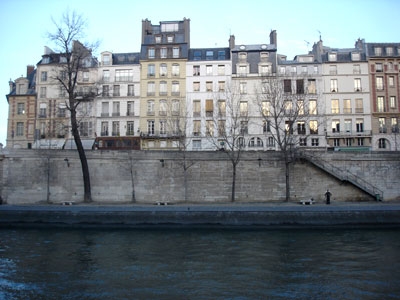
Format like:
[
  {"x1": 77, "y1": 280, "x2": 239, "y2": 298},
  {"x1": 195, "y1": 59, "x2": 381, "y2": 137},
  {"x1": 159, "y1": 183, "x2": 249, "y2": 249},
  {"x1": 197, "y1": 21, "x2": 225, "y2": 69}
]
[{"x1": 1, "y1": 228, "x2": 400, "y2": 300}]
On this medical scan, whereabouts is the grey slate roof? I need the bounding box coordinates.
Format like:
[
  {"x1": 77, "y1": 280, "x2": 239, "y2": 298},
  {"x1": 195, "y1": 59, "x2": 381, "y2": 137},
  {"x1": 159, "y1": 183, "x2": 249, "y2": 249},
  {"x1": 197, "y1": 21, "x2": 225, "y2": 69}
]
[
  {"x1": 321, "y1": 51, "x2": 367, "y2": 63},
  {"x1": 8, "y1": 69, "x2": 36, "y2": 96},
  {"x1": 232, "y1": 44, "x2": 276, "y2": 52},
  {"x1": 188, "y1": 48, "x2": 230, "y2": 61},
  {"x1": 112, "y1": 53, "x2": 140, "y2": 65},
  {"x1": 365, "y1": 43, "x2": 400, "y2": 57}
]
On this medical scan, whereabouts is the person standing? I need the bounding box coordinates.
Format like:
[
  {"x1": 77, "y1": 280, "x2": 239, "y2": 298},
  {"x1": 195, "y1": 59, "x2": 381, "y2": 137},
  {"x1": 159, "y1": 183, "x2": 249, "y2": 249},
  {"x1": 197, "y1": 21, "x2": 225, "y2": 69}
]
[{"x1": 325, "y1": 189, "x2": 332, "y2": 205}]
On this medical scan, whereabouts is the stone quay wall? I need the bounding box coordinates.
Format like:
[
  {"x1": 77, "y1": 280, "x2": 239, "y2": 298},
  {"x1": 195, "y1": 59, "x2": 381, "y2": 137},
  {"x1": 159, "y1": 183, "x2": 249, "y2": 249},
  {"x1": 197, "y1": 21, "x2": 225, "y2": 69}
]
[{"x1": 0, "y1": 149, "x2": 399, "y2": 204}]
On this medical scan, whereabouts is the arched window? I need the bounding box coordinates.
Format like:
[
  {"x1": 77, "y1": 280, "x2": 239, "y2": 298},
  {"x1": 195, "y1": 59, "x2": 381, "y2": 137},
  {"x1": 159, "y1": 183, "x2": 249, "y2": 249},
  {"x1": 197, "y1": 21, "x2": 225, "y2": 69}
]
[
  {"x1": 248, "y1": 137, "x2": 263, "y2": 147},
  {"x1": 378, "y1": 138, "x2": 389, "y2": 149}
]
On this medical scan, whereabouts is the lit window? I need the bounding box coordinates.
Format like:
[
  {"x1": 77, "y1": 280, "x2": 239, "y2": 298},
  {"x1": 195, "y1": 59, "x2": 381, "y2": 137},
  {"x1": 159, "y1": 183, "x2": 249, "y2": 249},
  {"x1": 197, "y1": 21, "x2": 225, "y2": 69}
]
[
  {"x1": 354, "y1": 78, "x2": 361, "y2": 91},
  {"x1": 172, "y1": 64, "x2": 180, "y2": 76},
  {"x1": 309, "y1": 100, "x2": 317, "y2": 115},
  {"x1": 17, "y1": 103, "x2": 25, "y2": 115},
  {"x1": 376, "y1": 77, "x2": 384, "y2": 90},
  {"x1": 218, "y1": 65, "x2": 225, "y2": 75},
  {"x1": 390, "y1": 96, "x2": 396, "y2": 108},
  {"x1": 330, "y1": 79, "x2": 338, "y2": 92},
  {"x1": 328, "y1": 53, "x2": 337, "y2": 61},
  {"x1": 389, "y1": 76, "x2": 395, "y2": 87},
  {"x1": 206, "y1": 65, "x2": 213, "y2": 75},
  {"x1": 355, "y1": 99, "x2": 363, "y2": 113},
  {"x1": 343, "y1": 99, "x2": 351, "y2": 114},
  {"x1": 240, "y1": 102, "x2": 248, "y2": 116},
  {"x1": 155, "y1": 36, "x2": 161, "y2": 43},
  {"x1": 331, "y1": 99, "x2": 339, "y2": 114},
  {"x1": 309, "y1": 120, "x2": 318, "y2": 134},
  {"x1": 377, "y1": 97, "x2": 385, "y2": 112}
]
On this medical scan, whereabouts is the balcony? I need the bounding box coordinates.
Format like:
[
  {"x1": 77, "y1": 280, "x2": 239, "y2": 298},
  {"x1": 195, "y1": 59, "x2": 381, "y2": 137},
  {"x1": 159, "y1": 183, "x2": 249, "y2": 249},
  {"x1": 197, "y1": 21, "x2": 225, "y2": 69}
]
[
  {"x1": 193, "y1": 112, "x2": 201, "y2": 118},
  {"x1": 147, "y1": 92, "x2": 155, "y2": 96},
  {"x1": 343, "y1": 108, "x2": 352, "y2": 114},
  {"x1": 206, "y1": 111, "x2": 213, "y2": 118},
  {"x1": 38, "y1": 114, "x2": 47, "y2": 118},
  {"x1": 101, "y1": 113, "x2": 109, "y2": 117},
  {"x1": 126, "y1": 111, "x2": 135, "y2": 116},
  {"x1": 354, "y1": 87, "x2": 362, "y2": 92},
  {"x1": 297, "y1": 129, "x2": 306, "y2": 135},
  {"x1": 147, "y1": 111, "x2": 155, "y2": 116},
  {"x1": 355, "y1": 108, "x2": 364, "y2": 113},
  {"x1": 101, "y1": 131, "x2": 109, "y2": 136},
  {"x1": 112, "y1": 131, "x2": 120, "y2": 136},
  {"x1": 112, "y1": 112, "x2": 120, "y2": 117},
  {"x1": 171, "y1": 91, "x2": 180, "y2": 96},
  {"x1": 126, "y1": 131, "x2": 135, "y2": 136},
  {"x1": 331, "y1": 108, "x2": 339, "y2": 114},
  {"x1": 379, "y1": 127, "x2": 387, "y2": 133},
  {"x1": 159, "y1": 91, "x2": 168, "y2": 96},
  {"x1": 327, "y1": 130, "x2": 372, "y2": 137}
]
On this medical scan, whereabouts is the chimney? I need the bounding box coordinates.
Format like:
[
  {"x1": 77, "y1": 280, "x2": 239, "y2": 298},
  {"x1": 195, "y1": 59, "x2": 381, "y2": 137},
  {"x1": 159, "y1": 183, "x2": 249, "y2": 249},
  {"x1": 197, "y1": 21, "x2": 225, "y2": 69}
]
[
  {"x1": 269, "y1": 30, "x2": 277, "y2": 47},
  {"x1": 141, "y1": 18, "x2": 151, "y2": 44},
  {"x1": 27, "y1": 65, "x2": 34, "y2": 77},
  {"x1": 9, "y1": 79, "x2": 14, "y2": 93},
  {"x1": 229, "y1": 35, "x2": 235, "y2": 50},
  {"x1": 355, "y1": 38, "x2": 365, "y2": 52}
]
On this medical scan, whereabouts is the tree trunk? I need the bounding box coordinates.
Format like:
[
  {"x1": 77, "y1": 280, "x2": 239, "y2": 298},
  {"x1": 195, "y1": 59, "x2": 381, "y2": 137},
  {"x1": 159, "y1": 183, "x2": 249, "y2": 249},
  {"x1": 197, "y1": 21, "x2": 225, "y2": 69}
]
[
  {"x1": 231, "y1": 162, "x2": 236, "y2": 202},
  {"x1": 184, "y1": 167, "x2": 188, "y2": 203},
  {"x1": 285, "y1": 159, "x2": 290, "y2": 202},
  {"x1": 129, "y1": 155, "x2": 136, "y2": 203},
  {"x1": 70, "y1": 107, "x2": 91, "y2": 203},
  {"x1": 46, "y1": 156, "x2": 51, "y2": 204}
]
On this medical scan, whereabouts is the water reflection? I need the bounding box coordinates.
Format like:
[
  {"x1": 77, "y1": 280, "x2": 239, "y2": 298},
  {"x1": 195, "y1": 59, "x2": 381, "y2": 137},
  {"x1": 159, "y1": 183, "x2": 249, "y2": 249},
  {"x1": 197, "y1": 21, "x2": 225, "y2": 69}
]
[{"x1": 0, "y1": 229, "x2": 400, "y2": 299}]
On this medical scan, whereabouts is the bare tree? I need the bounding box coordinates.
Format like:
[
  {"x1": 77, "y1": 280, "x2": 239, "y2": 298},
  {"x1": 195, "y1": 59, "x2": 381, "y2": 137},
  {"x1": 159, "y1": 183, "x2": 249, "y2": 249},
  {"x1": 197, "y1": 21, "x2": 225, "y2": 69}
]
[
  {"x1": 47, "y1": 10, "x2": 99, "y2": 202},
  {"x1": 256, "y1": 76, "x2": 312, "y2": 201},
  {"x1": 206, "y1": 82, "x2": 248, "y2": 202}
]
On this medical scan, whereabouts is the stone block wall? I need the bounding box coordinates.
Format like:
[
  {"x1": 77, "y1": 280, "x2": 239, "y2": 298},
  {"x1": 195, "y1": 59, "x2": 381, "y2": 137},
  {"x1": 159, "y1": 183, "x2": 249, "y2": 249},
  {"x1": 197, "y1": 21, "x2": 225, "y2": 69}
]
[{"x1": 0, "y1": 149, "x2": 399, "y2": 204}]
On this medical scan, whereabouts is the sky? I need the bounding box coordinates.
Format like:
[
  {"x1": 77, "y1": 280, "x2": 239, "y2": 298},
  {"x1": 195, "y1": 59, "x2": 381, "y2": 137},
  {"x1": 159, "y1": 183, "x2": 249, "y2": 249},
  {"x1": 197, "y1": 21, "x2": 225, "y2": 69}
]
[{"x1": 1, "y1": 0, "x2": 399, "y2": 146}]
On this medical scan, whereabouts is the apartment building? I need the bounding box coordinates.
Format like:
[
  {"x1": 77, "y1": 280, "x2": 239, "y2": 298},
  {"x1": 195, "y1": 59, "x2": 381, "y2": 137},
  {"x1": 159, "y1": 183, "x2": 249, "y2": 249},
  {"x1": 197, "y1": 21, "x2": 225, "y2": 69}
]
[
  {"x1": 361, "y1": 41, "x2": 400, "y2": 151},
  {"x1": 139, "y1": 18, "x2": 190, "y2": 150},
  {"x1": 312, "y1": 40, "x2": 372, "y2": 150},
  {"x1": 186, "y1": 47, "x2": 231, "y2": 150},
  {"x1": 97, "y1": 52, "x2": 141, "y2": 142},
  {"x1": 6, "y1": 66, "x2": 37, "y2": 149}
]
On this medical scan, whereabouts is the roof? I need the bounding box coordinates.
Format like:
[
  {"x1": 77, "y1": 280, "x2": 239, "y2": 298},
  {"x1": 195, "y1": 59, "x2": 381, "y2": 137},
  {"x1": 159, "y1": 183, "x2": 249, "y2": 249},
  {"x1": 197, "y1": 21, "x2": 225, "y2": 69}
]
[
  {"x1": 112, "y1": 53, "x2": 140, "y2": 65},
  {"x1": 7, "y1": 69, "x2": 37, "y2": 97},
  {"x1": 232, "y1": 44, "x2": 276, "y2": 52},
  {"x1": 188, "y1": 48, "x2": 230, "y2": 61},
  {"x1": 365, "y1": 43, "x2": 400, "y2": 57},
  {"x1": 321, "y1": 50, "x2": 367, "y2": 63}
]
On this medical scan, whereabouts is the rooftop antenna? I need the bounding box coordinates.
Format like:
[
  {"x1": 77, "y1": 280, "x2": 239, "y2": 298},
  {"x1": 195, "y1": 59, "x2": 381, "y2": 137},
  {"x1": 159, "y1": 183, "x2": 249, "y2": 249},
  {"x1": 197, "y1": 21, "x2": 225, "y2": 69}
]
[{"x1": 317, "y1": 30, "x2": 322, "y2": 41}]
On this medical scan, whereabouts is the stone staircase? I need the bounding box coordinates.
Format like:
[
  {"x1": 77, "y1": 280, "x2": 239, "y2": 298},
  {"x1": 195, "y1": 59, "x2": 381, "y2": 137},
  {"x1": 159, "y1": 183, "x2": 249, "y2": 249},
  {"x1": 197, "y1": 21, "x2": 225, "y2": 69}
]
[{"x1": 298, "y1": 152, "x2": 384, "y2": 201}]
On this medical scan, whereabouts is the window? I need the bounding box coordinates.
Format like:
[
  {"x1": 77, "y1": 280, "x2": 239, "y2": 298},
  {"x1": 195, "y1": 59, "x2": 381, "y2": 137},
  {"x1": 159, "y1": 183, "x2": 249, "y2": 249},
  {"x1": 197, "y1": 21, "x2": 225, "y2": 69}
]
[
  {"x1": 285, "y1": 101, "x2": 293, "y2": 115},
  {"x1": 148, "y1": 64, "x2": 155, "y2": 77},
  {"x1": 392, "y1": 118, "x2": 398, "y2": 133},
  {"x1": 206, "y1": 99, "x2": 213, "y2": 117},
  {"x1": 206, "y1": 81, "x2": 213, "y2": 92},
  {"x1": 112, "y1": 102, "x2": 120, "y2": 116},
  {"x1": 291, "y1": 66, "x2": 297, "y2": 74},
  {"x1": 284, "y1": 80, "x2": 291, "y2": 93},
  {"x1": 101, "y1": 122, "x2": 108, "y2": 136},
  {"x1": 328, "y1": 53, "x2": 337, "y2": 61},
  {"x1": 172, "y1": 100, "x2": 180, "y2": 115},
  {"x1": 268, "y1": 137, "x2": 275, "y2": 147},
  {"x1": 193, "y1": 51, "x2": 202, "y2": 61},
  {"x1": 193, "y1": 81, "x2": 200, "y2": 91},
  {"x1": 356, "y1": 119, "x2": 364, "y2": 132},
  {"x1": 40, "y1": 87, "x2": 46, "y2": 98},
  {"x1": 376, "y1": 63, "x2": 383, "y2": 72},
  {"x1": 159, "y1": 120, "x2": 167, "y2": 135},
  {"x1": 379, "y1": 117, "x2": 386, "y2": 133},
  {"x1": 300, "y1": 138, "x2": 307, "y2": 146},
  {"x1": 159, "y1": 100, "x2": 167, "y2": 116},
  {"x1": 374, "y1": 47, "x2": 382, "y2": 56},
  {"x1": 343, "y1": 99, "x2": 351, "y2": 113},
  {"x1": 113, "y1": 85, "x2": 120, "y2": 97},
  {"x1": 127, "y1": 101, "x2": 134, "y2": 116},
  {"x1": 148, "y1": 48, "x2": 155, "y2": 59},
  {"x1": 377, "y1": 96, "x2": 385, "y2": 112},
  {"x1": 329, "y1": 65, "x2": 337, "y2": 75},
  {"x1": 57, "y1": 104, "x2": 66, "y2": 117},
  {"x1": 218, "y1": 65, "x2": 225, "y2": 75},
  {"x1": 218, "y1": 100, "x2": 226, "y2": 117},
  {"x1": 147, "y1": 100, "x2": 154, "y2": 115},
  {"x1": 101, "y1": 102, "x2": 109, "y2": 116},
  {"x1": 263, "y1": 120, "x2": 271, "y2": 133},
  {"x1": 16, "y1": 122, "x2": 24, "y2": 136},
  {"x1": 172, "y1": 64, "x2": 180, "y2": 76},
  {"x1": 83, "y1": 71, "x2": 89, "y2": 82},
  {"x1": 160, "y1": 48, "x2": 167, "y2": 59},
  {"x1": 40, "y1": 122, "x2": 46, "y2": 137},
  {"x1": 193, "y1": 140, "x2": 202, "y2": 150},
  {"x1": 309, "y1": 100, "x2": 317, "y2": 115},
  {"x1": 172, "y1": 82, "x2": 180, "y2": 95},
  {"x1": 388, "y1": 62, "x2": 394, "y2": 71},
  {"x1": 298, "y1": 121, "x2": 306, "y2": 135},
  {"x1": 193, "y1": 120, "x2": 201, "y2": 136},
  {"x1": 332, "y1": 120, "x2": 340, "y2": 133},
  {"x1": 206, "y1": 65, "x2": 213, "y2": 75},
  {"x1": 344, "y1": 120, "x2": 352, "y2": 133},
  {"x1": 41, "y1": 71, "x2": 47, "y2": 82},
  {"x1": 345, "y1": 138, "x2": 352, "y2": 147},
  {"x1": 314, "y1": 66, "x2": 318, "y2": 74},
  {"x1": 218, "y1": 120, "x2": 226, "y2": 136},
  {"x1": 103, "y1": 54, "x2": 111, "y2": 65},
  {"x1": 167, "y1": 35, "x2": 174, "y2": 43},
  {"x1": 206, "y1": 51, "x2": 213, "y2": 60},
  {"x1": 354, "y1": 78, "x2": 361, "y2": 91},
  {"x1": 296, "y1": 80, "x2": 304, "y2": 94},
  {"x1": 352, "y1": 53, "x2": 360, "y2": 61},
  {"x1": 155, "y1": 36, "x2": 161, "y2": 43},
  {"x1": 260, "y1": 65, "x2": 271, "y2": 75},
  {"x1": 280, "y1": 67, "x2": 286, "y2": 74},
  {"x1": 386, "y1": 47, "x2": 393, "y2": 56},
  {"x1": 173, "y1": 47, "x2": 179, "y2": 58},
  {"x1": 206, "y1": 120, "x2": 213, "y2": 136},
  {"x1": 127, "y1": 121, "x2": 135, "y2": 136},
  {"x1": 193, "y1": 65, "x2": 200, "y2": 76},
  {"x1": 80, "y1": 121, "x2": 93, "y2": 137},
  {"x1": 390, "y1": 96, "x2": 396, "y2": 108},
  {"x1": 239, "y1": 52, "x2": 247, "y2": 61},
  {"x1": 147, "y1": 120, "x2": 155, "y2": 135},
  {"x1": 310, "y1": 120, "x2": 318, "y2": 134},
  {"x1": 357, "y1": 138, "x2": 364, "y2": 146},
  {"x1": 17, "y1": 103, "x2": 25, "y2": 115},
  {"x1": 112, "y1": 121, "x2": 120, "y2": 136},
  {"x1": 353, "y1": 64, "x2": 361, "y2": 74},
  {"x1": 240, "y1": 102, "x2": 248, "y2": 116},
  {"x1": 311, "y1": 138, "x2": 319, "y2": 146},
  {"x1": 218, "y1": 81, "x2": 225, "y2": 91},
  {"x1": 101, "y1": 85, "x2": 109, "y2": 97},
  {"x1": 147, "y1": 82, "x2": 155, "y2": 96},
  {"x1": 240, "y1": 82, "x2": 247, "y2": 94},
  {"x1": 161, "y1": 23, "x2": 178, "y2": 32},
  {"x1": 389, "y1": 76, "x2": 395, "y2": 87},
  {"x1": 115, "y1": 70, "x2": 133, "y2": 81},
  {"x1": 128, "y1": 84, "x2": 134, "y2": 96},
  {"x1": 159, "y1": 81, "x2": 167, "y2": 96},
  {"x1": 378, "y1": 138, "x2": 386, "y2": 149},
  {"x1": 260, "y1": 52, "x2": 269, "y2": 60},
  {"x1": 193, "y1": 100, "x2": 201, "y2": 117},
  {"x1": 356, "y1": 99, "x2": 363, "y2": 113},
  {"x1": 331, "y1": 99, "x2": 339, "y2": 114},
  {"x1": 298, "y1": 100, "x2": 304, "y2": 115},
  {"x1": 103, "y1": 70, "x2": 110, "y2": 82},
  {"x1": 262, "y1": 101, "x2": 270, "y2": 116},
  {"x1": 308, "y1": 79, "x2": 316, "y2": 94},
  {"x1": 240, "y1": 121, "x2": 248, "y2": 135},
  {"x1": 334, "y1": 139, "x2": 340, "y2": 147},
  {"x1": 330, "y1": 79, "x2": 338, "y2": 92},
  {"x1": 376, "y1": 77, "x2": 384, "y2": 90},
  {"x1": 239, "y1": 65, "x2": 247, "y2": 76},
  {"x1": 218, "y1": 51, "x2": 225, "y2": 60}
]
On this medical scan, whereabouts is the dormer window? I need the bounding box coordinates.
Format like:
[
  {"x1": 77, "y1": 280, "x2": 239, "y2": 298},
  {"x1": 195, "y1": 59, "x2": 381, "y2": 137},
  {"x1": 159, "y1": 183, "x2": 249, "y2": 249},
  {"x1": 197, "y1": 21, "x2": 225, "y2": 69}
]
[
  {"x1": 167, "y1": 35, "x2": 174, "y2": 43},
  {"x1": 260, "y1": 52, "x2": 269, "y2": 60},
  {"x1": 351, "y1": 52, "x2": 360, "y2": 61},
  {"x1": 60, "y1": 56, "x2": 67, "y2": 63},
  {"x1": 218, "y1": 51, "x2": 225, "y2": 60},
  {"x1": 206, "y1": 51, "x2": 213, "y2": 60},
  {"x1": 328, "y1": 53, "x2": 337, "y2": 61},
  {"x1": 161, "y1": 23, "x2": 179, "y2": 32},
  {"x1": 374, "y1": 47, "x2": 382, "y2": 56},
  {"x1": 103, "y1": 54, "x2": 110, "y2": 65},
  {"x1": 148, "y1": 48, "x2": 155, "y2": 59},
  {"x1": 386, "y1": 47, "x2": 393, "y2": 56},
  {"x1": 42, "y1": 57, "x2": 50, "y2": 64},
  {"x1": 155, "y1": 36, "x2": 161, "y2": 43},
  {"x1": 239, "y1": 52, "x2": 247, "y2": 61},
  {"x1": 193, "y1": 51, "x2": 201, "y2": 60}
]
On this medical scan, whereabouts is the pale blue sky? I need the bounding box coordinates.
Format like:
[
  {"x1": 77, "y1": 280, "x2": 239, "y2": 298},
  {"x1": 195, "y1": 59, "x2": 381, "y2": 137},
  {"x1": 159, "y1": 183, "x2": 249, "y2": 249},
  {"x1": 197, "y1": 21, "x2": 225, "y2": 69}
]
[{"x1": 1, "y1": 0, "x2": 399, "y2": 146}]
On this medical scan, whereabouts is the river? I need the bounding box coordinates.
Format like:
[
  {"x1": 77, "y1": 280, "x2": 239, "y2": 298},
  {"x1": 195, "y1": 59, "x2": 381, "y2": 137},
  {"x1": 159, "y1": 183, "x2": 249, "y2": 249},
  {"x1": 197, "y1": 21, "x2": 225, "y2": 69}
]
[{"x1": 1, "y1": 228, "x2": 400, "y2": 299}]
